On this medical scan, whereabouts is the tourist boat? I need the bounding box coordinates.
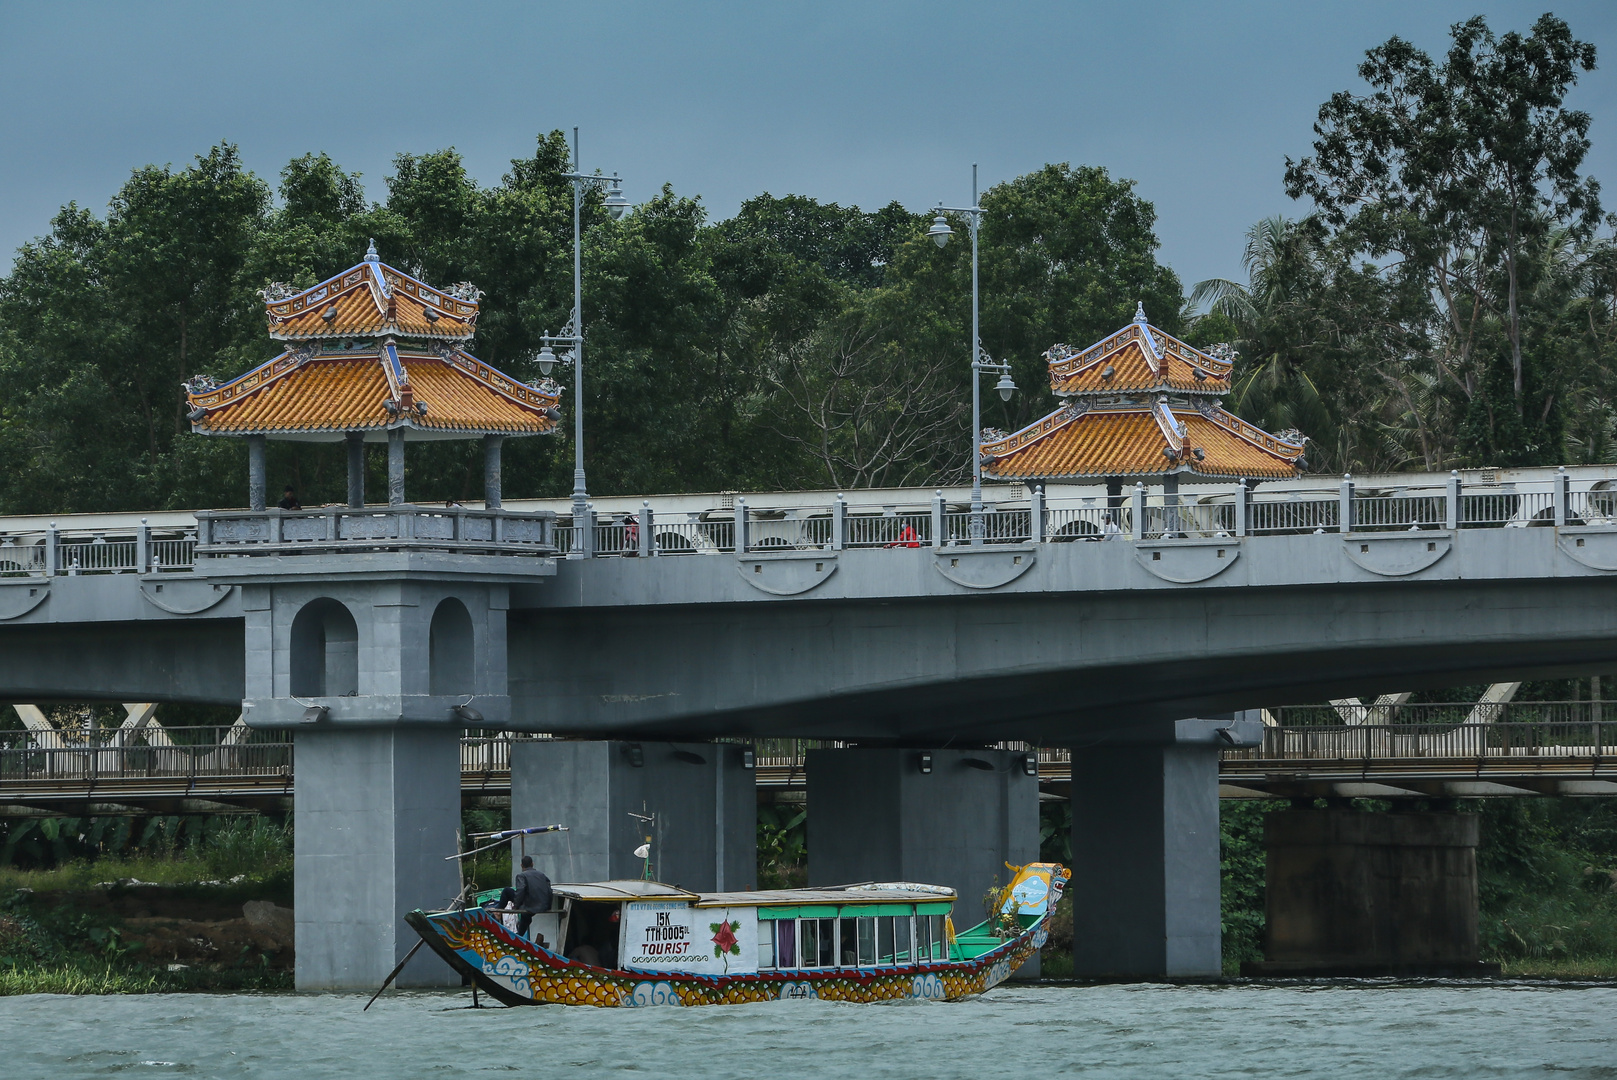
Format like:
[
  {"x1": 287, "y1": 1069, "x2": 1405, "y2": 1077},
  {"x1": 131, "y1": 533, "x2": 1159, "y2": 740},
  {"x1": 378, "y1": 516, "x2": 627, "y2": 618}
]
[{"x1": 404, "y1": 862, "x2": 1070, "y2": 1007}]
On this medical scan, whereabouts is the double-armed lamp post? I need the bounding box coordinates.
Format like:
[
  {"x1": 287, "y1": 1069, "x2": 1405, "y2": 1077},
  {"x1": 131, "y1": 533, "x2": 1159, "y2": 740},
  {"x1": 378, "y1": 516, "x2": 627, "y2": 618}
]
[
  {"x1": 927, "y1": 164, "x2": 1016, "y2": 543},
  {"x1": 535, "y1": 128, "x2": 630, "y2": 545}
]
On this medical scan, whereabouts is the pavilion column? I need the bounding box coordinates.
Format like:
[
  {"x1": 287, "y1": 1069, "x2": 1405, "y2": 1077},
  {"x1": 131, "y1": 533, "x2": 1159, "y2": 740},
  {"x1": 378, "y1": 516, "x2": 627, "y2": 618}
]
[
  {"x1": 1162, "y1": 472, "x2": 1181, "y2": 537},
  {"x1": 483, "y1": 435, "x2": 504, "y2": 509},
  {"x1": 387, "y1": 428, "x2": 406, "y2": 506},
  {"x1": 345, "y1": 432, "x2": 366, "y2": 509},
  {"x1": 247, "y1": 435, "x2": 267, "y2": 512}
]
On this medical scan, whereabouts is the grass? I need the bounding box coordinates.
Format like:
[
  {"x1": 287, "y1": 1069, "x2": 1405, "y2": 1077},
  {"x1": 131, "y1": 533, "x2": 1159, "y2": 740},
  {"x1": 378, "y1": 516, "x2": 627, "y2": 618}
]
[
  {"x1": 0, "y1": 960, "x2": 293, "y2": 996},
  {"x1": 1497, "y1": 956, "x2": 1617, "y2": 979},
  {"x1": 0, "y1": 963, "x2": 168, "y2": 996},
  {"x1": 0, "y1": 854, "x2": 278, "y2": 892}
]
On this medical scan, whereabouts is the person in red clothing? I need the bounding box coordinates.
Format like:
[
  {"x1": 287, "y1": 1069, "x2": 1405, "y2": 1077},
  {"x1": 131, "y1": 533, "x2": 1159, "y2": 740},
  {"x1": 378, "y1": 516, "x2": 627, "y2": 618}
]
[{"x1": 886, "y1": 522, "x2": 920, "y2": 548}]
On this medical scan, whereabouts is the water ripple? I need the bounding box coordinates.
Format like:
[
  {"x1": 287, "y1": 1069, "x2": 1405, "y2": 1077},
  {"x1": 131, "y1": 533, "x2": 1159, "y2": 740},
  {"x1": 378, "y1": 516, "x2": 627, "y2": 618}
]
[{"x1": 2, "y1": 983, "x2": 1614, "y2": 1079}]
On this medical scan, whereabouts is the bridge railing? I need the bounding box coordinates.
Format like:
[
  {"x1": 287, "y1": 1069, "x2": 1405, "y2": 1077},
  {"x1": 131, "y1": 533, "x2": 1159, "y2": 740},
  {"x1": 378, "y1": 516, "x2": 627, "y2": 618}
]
[
  {"x1": 11, "y1": 471, "x2": 1608, "y2": 572},
  {"x1": 193, "y1": 506, "x2": 558, "y2": 558},
  {"x1": 1220, "y1": 720, "x2": 1612, "y2": 763},
  {"x1": 0, "y1": 523, "x2": 198, "y2": 577},
  {"x1": 0, "y1": 726, "x2": 294, "y2": 783}
]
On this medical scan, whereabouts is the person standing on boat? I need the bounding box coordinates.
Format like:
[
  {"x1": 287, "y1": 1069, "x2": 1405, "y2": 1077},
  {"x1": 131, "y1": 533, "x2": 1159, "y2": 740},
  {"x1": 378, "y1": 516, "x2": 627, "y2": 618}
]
[{"x1": 512, "y1": 855, "x2": 553, "y2": 939}]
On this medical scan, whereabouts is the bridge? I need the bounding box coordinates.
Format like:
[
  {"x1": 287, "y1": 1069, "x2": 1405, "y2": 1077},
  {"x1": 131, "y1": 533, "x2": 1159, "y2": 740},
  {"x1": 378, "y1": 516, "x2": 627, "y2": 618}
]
[
  {"x1": 2, "y1": 462, "x2": 1615, "y2": 986},
  {"x1": 6, "y1": 704, "x2": 1614, "y2": 815}
]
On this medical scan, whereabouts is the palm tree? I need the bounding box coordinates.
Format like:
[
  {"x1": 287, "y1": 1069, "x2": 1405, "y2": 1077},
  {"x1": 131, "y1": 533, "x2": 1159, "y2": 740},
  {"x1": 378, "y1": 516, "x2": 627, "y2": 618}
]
[{"x1": 1189, "y1": 217, "x2": 1338, "y2": 466}]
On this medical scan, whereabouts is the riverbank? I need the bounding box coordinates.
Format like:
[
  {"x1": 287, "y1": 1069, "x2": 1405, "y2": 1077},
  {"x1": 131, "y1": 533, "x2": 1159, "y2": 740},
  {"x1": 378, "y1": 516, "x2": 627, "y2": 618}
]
[{"x1": 1, "y1": 871, "x2": 294, "y2": 995}]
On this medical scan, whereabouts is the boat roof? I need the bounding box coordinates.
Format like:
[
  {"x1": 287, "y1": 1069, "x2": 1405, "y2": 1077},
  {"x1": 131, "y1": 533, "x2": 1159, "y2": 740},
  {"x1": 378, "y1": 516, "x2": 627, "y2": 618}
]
[
  {"x1": 550, "y1": 880, "x2": 957, "y2": 907},
  {"x1": 553, "y1": 881, "x2": 699, "y2": 901}
]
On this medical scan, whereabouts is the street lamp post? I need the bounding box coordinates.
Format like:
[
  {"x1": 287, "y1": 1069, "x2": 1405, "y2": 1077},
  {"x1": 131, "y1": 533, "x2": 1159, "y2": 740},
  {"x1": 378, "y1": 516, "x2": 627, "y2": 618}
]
[
  {"x1": 535, "y1": 127, "x2": 630, "y2": 555},
  {"x1": 928, "y1": 163, "x2": 1015, "y2": 544}
]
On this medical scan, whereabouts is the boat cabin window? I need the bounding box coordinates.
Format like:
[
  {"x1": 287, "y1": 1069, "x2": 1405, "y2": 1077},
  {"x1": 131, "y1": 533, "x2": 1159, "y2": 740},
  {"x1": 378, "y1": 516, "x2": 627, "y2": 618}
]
[
  {"x1": 917, "y1": 912, "x2": 941, "y2": 960},
  {"x1": 800, "y1": 917, "x2": 835, "y2": 968},
  {"x1": 856, "y1": 917, "x2": 877, "y2": 966},
  {"x1": 766, "y1": 909, "x2": 938, "y2": 969},
  {"x1": 774, "y1": 920, "x2": 795, "y2": 967}
]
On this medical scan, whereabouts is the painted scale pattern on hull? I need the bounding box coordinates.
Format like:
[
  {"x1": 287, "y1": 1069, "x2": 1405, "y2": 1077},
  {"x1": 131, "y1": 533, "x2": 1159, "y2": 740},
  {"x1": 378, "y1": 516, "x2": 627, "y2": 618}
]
[{"x1": 418, "y1": 908, "x2": 1049, "y2": 1008}]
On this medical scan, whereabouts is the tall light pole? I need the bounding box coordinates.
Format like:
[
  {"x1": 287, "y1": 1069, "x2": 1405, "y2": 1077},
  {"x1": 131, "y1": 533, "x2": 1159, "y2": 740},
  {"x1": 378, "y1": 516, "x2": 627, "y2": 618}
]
[
  {"x1": 535, "y1": 128, "x2": 630, "y2": 548},
  {"x1": 927, "y1": 164, "x2": 1015, "y2": 543}
]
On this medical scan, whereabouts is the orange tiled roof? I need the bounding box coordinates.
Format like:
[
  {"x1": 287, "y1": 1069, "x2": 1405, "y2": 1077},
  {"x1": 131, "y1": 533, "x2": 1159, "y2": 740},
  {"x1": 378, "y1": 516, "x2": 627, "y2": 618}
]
[
  {"x1": 187, "y1": 345, "x2": 559, "y2": 438},
  {"x1": 982, "y1": 403, "x2": 1303, "y2": 481},
  {"x1": 260, "y1": 244, "x2": 478, "y2": 343},
  {"x1": 1045, "y1": 310, "x2": 1231, "y2": 397}
]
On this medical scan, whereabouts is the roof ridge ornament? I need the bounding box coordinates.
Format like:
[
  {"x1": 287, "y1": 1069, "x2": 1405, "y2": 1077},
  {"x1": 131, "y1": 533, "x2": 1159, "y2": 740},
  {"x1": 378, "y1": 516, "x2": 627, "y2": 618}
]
[
  {"x1": 364, "y1": 239, "x2": 379, "y2": 263},
  {"x1": 1133, "y1": 301, "x2": 1147, "y2": 324}
]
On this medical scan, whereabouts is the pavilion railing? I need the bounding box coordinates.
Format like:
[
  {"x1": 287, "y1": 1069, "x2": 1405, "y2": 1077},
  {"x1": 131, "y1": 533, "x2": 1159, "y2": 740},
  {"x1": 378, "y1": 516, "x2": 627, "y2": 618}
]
[{"x1": 193, "y1": 505, "x2": 557, "y2": 558}]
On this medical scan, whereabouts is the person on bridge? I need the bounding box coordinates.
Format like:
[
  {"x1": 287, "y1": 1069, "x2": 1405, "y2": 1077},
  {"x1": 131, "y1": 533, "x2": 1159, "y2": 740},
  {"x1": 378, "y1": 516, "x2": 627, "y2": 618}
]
[
  {"x1": 885, "y1": 523, "x2": 920, "y2": 548},
  {"x1": 278, "y1": 486, "x2": 301, "y2": 511},
  {"x1": 622, "y1": 514, "x2": 640, "y2": 556},
  {"x1": 511, "y1": 854, "x2": 553, "y2": 939}
]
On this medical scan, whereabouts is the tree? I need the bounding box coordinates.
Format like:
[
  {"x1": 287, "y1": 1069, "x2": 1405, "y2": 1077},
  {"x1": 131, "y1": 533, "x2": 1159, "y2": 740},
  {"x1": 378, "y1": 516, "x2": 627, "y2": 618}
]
[{"x1": 1285, "y1": 14, "x2": 1601, "y2": 465}]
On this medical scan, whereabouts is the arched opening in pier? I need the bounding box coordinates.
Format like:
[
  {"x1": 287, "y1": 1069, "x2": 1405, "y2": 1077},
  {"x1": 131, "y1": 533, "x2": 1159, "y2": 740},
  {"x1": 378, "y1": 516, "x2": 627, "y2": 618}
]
[
  {"x1": 289, "y1": 598, "x2": 359, "y2": 697},
  {"x1": 429, "y1": 597, "x2": 475, "y2": 696}
]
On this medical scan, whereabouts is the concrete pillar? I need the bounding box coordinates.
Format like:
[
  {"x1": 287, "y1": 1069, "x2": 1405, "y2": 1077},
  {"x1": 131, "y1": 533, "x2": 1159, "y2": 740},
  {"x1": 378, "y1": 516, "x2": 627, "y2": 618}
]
[
  {"x1": 1068, "y1": 720, "x2": 1234, "y2": 979},
  {"x1": 247, "y1": 435, "x2": 267, "y2": 512},
  {"x1": 806, "y1": 747, "x2": 1039, "y2": 972},
  {"x1": 346, "y1": 432, "x2": 366, "y2": 509},
  {"x1": 510, "y1": 740, "x2": 756, "y2": 891},
  {"x1": 293, "y1": 726, "x2": 462, "y2": 990},
  {"x1": 1250, "y1": 809, "x2": 1491, "y2": 977},
  {"x1": 483, "y1": 434, "x2": 503, "y2": 509},
  {"x1": 1162, "y1": 472, "x2": 1182, "y2": 536},
  {"x1": 387, "y1": 428, "x2": 406, "y2": 506}
]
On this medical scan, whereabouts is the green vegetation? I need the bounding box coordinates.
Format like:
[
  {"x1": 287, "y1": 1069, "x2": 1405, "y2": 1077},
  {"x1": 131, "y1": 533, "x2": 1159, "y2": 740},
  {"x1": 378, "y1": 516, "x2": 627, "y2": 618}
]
[
  {"x1": 0, "y1": 142, "x2": 1178, "y2": 512},
  {"x1": 0, "y1": 874, "x2": 294, "y2": 995},
  {"x1": 1195, "y1": 14, "x2": 1614, "y2": 472},
  {"x1": 0, "y1": 814, "x2": 292, "y2": 882},
  {"x1": 757, "y1": 804, "x2": 807, "y2": 890}
]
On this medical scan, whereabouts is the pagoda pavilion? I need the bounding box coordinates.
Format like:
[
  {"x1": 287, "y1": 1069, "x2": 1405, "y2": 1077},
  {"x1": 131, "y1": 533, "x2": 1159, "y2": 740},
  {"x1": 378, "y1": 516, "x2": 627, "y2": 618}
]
[
  {"x1": 184, "y1": 242, "x2": 560, "y2": 510},
  {"x1": 981, "y1": 304, "x2": 1304, "y2": 509}
]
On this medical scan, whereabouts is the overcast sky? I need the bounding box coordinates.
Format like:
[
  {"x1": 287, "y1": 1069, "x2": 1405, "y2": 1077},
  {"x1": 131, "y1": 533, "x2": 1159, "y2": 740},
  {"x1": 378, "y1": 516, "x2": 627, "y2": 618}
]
[{"x1": 2, "y1": 1, "x2": 1613, "y2": 291}]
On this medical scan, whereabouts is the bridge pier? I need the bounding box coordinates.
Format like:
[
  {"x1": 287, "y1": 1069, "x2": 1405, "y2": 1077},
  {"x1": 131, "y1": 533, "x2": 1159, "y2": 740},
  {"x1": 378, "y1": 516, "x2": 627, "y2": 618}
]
[
  {"x1": 510, "y1": 740, "x2": 756, "y2": 891},
  {"x1": 226, "y1": 553, "x2": 552, "y2": 990},
  {"x1": 804, "y1": 747, "x2": 1039, "y2": 974},
  {"x1": 294, "y1": 727, "x2": 461, "y2": 989},
  {"x1": 1246, "y1": 807, "x2": 1492, "y2": 976},
  {"x1": 1068, "y1": 719, "x2": 1259, "y2": 979}
]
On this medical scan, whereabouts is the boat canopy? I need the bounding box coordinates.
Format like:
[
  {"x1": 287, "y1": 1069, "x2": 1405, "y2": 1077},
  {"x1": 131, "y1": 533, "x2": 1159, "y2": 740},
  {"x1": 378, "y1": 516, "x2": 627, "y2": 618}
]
[
  {"x1": 693, "y1": 884, "x2": 957, "y2": 908},
  {"x1": 552, "y1": 881, "x2": 699, "y2": 902},
  {"x1": 544, "y1": 880, "x2": 958, "y2": 908}
]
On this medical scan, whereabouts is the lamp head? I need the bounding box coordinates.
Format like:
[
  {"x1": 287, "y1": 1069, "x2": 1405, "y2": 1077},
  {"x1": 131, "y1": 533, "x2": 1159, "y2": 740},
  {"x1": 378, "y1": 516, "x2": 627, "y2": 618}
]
[
  {"x1": 927, "y1": 211, "x2": 953, "y2": 248},
  {"x1": 536, "y1": 344, "x2": 556, "y2": 376},
  {"x1": 995, "y1": 372, "x2": 1017, "y2": 401},
  {"x1": 603, "y1": 178, "x2": 630, "y2": 220}
]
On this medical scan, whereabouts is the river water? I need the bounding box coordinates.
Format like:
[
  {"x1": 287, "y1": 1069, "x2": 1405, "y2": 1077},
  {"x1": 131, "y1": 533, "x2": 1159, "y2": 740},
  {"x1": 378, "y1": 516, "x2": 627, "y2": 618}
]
[{"x1": 4, "y1": 982, "x2": 1614, "y2": 1079}]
